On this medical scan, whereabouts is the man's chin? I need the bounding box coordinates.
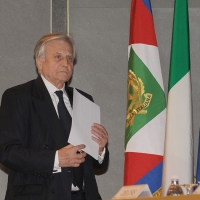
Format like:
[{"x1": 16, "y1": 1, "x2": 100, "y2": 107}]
[{"x1": 58, "y1": 76, "x2": 71, "y2": 83}]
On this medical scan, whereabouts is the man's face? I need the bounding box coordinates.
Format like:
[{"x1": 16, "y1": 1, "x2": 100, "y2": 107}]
[{"x1": 36, "y1": 39, "x2": 74, "y2": 89}]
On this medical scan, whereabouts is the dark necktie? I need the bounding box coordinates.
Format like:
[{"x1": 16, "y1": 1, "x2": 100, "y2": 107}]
[
  {"x1": 55, "y1": 90, "x2": 83, "y2": 189},
  {"x1": 55, "y1": 90, "x2": 72, "y2": 140}
]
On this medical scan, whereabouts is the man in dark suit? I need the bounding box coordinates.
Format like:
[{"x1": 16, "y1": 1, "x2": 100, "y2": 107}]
[{"x1": 0, "y1": 33, "x2": 109, "y2": 200}]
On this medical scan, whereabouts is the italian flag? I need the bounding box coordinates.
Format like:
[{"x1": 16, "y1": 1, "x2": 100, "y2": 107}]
[
  {"x1": 161, "y1": 0, "x2": 193, "y2": 195},
  {"x1": 124, "y1": 0, "x2": 166, "y2": 195}
]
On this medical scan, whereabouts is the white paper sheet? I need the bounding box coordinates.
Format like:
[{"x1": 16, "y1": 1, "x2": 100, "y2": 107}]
[{"x1": 68, "y1": 88, "x2": 100, "y2": 160}]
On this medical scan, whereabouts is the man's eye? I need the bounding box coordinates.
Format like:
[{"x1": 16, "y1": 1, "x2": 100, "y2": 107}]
[
  {"x1": 55, "y1": 55, "x2": 61, "y2": 59},
  {"x1": 68, "y1": 57, "x2": 74, "y2": 61}
]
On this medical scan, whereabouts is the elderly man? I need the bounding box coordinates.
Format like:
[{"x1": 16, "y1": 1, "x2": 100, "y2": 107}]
[{"x1": 0, "y1": 33, "x2": 109, "y2": 200}]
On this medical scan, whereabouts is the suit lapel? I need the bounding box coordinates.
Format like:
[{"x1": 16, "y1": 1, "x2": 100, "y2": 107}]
[{"x1": 31, "y1": 76, "x2": 67, "y2": 149}]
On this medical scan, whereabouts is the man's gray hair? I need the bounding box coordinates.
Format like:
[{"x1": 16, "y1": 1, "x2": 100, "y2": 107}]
[{"x1": 34, "y1": 32, "x2": 75, "y2": 60}]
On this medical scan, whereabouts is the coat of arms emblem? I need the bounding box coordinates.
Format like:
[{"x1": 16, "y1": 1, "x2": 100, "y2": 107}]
[{"x1": 126, "y1": 70, "x2": 152, "y2": 128}]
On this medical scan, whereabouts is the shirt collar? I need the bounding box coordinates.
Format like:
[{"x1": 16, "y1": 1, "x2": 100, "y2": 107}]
[{"x1": 41, "y1": 75, "x2": 65, "y2": 96}]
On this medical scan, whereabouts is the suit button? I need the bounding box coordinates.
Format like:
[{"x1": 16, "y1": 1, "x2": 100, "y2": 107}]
[
  {"x1": 51, "y1": 189, "x2": 55, "y2": 194},
  {"x1": 43, "y1": 144, "x2": 49, "y2": 149}
]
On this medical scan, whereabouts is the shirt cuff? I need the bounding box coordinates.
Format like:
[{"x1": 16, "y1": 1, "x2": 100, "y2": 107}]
[
  {"x1": 53, "y1": 151, "x2": 61, "y2": 173},
  {"x1": 98, "y1": 147, "x2": 106, "y2": 164}
]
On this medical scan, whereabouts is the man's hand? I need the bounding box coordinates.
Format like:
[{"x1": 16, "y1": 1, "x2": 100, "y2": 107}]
[
  {"x1": 58, "y1": 144, "x2": 86, "y2": 167},
  {"x1": 91, "y1": 123, "x2": 108, "y2": 154}
]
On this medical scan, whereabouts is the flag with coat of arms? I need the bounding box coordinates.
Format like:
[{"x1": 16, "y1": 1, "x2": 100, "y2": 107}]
[{"x1": 124, "y1": 0, "x2": 166, "y2": 195}]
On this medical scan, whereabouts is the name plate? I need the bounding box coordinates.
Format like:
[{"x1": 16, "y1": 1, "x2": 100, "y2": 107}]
[{"x1": 112, "y1": 184, "x2": 152, "y2": 199}]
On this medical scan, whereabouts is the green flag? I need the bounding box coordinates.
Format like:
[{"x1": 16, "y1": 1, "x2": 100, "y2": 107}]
[{"x1": 162, "y1": 0, "x2": 193, "y2": 195}]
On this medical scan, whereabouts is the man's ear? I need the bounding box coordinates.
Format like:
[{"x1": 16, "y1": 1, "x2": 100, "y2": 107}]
[{"x1": 36, "y1": 57, "x2": 43, "y2": 73}]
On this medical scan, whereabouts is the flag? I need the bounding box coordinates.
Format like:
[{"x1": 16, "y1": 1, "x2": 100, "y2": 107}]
[
  {"x1": 161, "y1": 0, "x2": 193, "y2": 195},
  {"x1": 124, "y1": 0, "x2": 166, "y2": 195},
  {"x1": 196, "y1": 131, "x2": 200, "y2": 184}
]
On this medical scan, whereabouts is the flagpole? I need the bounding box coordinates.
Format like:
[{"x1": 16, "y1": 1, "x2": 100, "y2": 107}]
[
  {"x1": 50, "y1": 0, "x2": 52, "y2": 33},
  {"x1": 66, "y1": 0, "x2": 70, "y2": 35}
]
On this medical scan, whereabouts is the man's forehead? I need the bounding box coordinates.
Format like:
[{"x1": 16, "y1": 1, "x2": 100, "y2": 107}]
[
  {"x1": 45, "y1": 40, "x2": 73, "y2": 53},
  {"x1": 46, "y1": 39, "x2": 71, "y2": 47}
]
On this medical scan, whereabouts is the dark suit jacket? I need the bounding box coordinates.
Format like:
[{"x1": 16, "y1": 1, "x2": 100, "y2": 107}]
[{"x1": 0, "y1": 76, "x2": 109, "y2": 200}]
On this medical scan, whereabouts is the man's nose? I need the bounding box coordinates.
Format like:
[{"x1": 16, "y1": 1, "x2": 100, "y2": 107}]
[{"x1": 63, "y1": 58, "x2": 70, "y2": 66}]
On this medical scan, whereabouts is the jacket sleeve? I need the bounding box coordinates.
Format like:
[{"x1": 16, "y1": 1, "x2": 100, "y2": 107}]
[
  {"x1": 0, "y1": 89, "x2": 55, "y2": 177},
  {"x1": 93, "y1": 146, "x2": 109, "y2": 170}
]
